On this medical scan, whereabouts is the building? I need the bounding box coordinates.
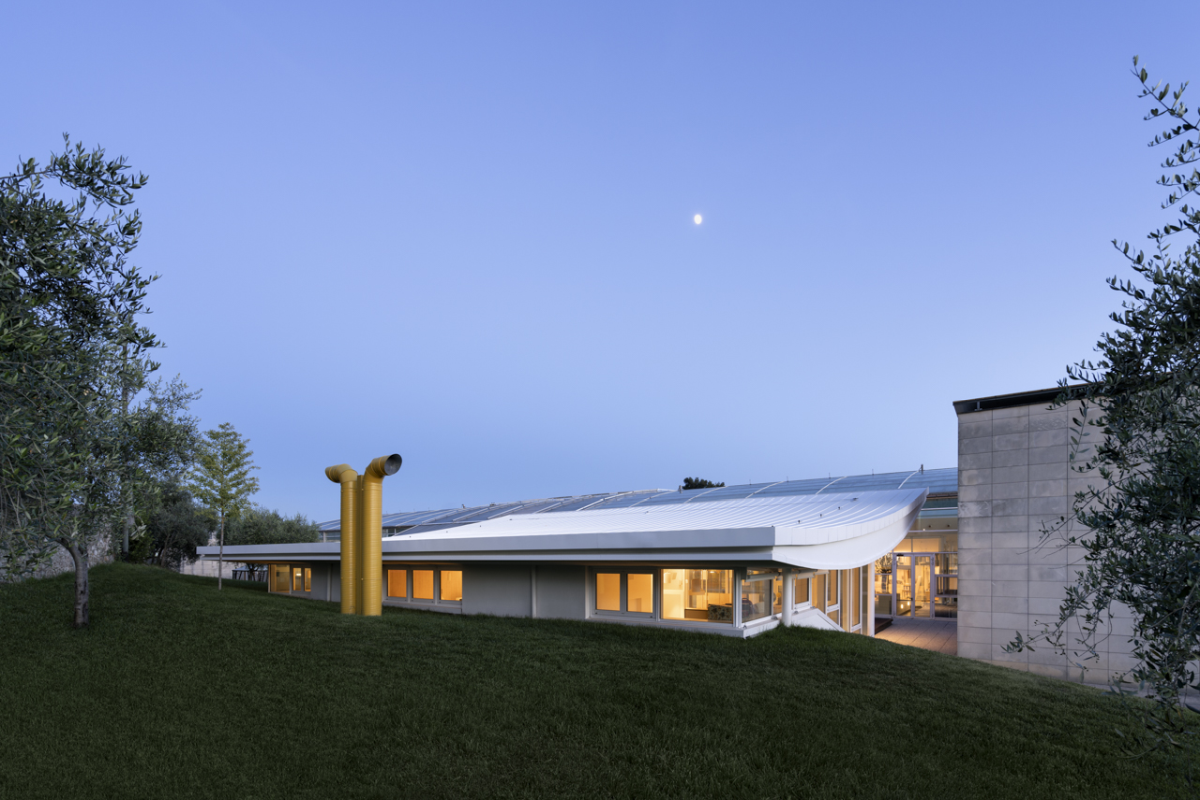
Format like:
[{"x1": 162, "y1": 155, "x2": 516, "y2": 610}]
[
  {"x1": 197, "y1": 384, "x2": 1133, "y2": 685},
  {"x1": 200, "y1": 468, "x2": 958, "y2": 639}
]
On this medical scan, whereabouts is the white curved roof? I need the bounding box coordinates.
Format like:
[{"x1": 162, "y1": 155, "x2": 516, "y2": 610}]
[{"x1": 378, "y1": 488, "x2": 926, "y2": 570}]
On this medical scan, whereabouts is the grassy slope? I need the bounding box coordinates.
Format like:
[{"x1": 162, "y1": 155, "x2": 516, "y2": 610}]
[{"x1": 0, "y1": 564, "x2": 1193, "y2": 800}]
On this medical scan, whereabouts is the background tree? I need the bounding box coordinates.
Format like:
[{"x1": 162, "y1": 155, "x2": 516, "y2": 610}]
[
  {"x1": 121, "y1": 375, "x2": 203, "y2": 557},
  {"x1": 1010, "y1": 57, "x2": 1200, "y2": 765},
  {"x1": 0, "y1": 137, "x2": 156, "y2": 627},
  {"x1": 189, "y1": 423, "x2": 259, "y2": 590},
  {"x1": 225, "y1": 506, "x2": 320, "y2": 546},
  {"x1": 682, "y1": 477, "x2": 725, "y2": 490},
  {"x1": 130, "y1": 484, "x2": 215, "y2": 570},
  {"x1": 224, "y1": 506, "x2": 320, "y2": 575}
]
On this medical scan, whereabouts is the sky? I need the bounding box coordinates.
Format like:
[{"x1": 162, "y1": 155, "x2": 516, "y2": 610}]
[{"x1": 4, "y1": 1, "x2": 1196, "y2": 522}]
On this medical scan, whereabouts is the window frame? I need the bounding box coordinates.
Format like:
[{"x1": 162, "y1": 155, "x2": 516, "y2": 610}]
[
  {"x1": 740, "y1": 569, "x2": 780, "y2": 627},
  {"x1": 659, "y1": 568, "x2": 736, "y2": 626},
  {"x1": 380, "y1": 564, "x2": 464, "y2": 607},
  {"x1": 588, "y1": 568, "x2": 657, "y2": 618}
]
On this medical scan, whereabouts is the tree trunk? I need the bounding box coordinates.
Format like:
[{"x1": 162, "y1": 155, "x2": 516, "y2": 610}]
[
  {"x1": 61, "y1": 539, "x2": 90, "y2": 628},
  {"x1": 218, "y1": 515, "x2": 224, "y2": 591},
  {"x1": 121, "y1": 343, "x2": 131, "y2": 557}
]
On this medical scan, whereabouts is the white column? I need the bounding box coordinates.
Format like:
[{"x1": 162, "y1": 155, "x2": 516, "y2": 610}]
[
  {"x1": 782, "y1": 570, "x2": 794, "y2": 627},
  {"x1": 867, "y1": 563, "x2": 876, "y2": 636}
]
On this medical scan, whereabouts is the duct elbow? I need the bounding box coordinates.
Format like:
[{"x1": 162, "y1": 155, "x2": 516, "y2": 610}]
[
  {"x1": 365, "y1": 454, "x2": 402, "y2": 481},
  {"x1": 325, "y1": 463, "x2": 357, "y2": 483}
]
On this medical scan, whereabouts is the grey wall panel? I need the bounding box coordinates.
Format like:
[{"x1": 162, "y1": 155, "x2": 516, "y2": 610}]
[
  {"x1": 330, "y1": 564, "x2": 341, "y2": 603},
  {"x1": 463, "y1": 565, "x2": 533, "y2": 617},
  {"x1": 534, "y1": 565, "x2": 586, "y2": 620}
]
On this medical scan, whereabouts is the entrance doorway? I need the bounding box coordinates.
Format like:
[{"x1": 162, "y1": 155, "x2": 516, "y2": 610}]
[{"x1": 878, "y1": 552, "x2": 958, "y2": 619}]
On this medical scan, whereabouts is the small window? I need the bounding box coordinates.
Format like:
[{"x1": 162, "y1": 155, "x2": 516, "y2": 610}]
[
  {"x1": 596, "y1": 573, "x2": 621, "y2": 611},
  {"x1": 440, "y1": 570, "x2": 463, "y2": 602},
  {"x1": 627, "y1": 573, "x2": 653, "y2": 613},
  {"x1": 387, "y1": 569, "x2": 408, "y2": 598},
  {"x1": 293, "y1": 567, "x2": 303, "y2": 592},
  {"x1": 827, "y1": 570, "x2": 840, "y2": 606},
  {"x1": 594, "y1": 571, "x2": 653, "y2": 615},
  {"x1": 304, "y1": 568, "x2": 312, "y2": 593},
  {"x1": 772, "y1": 575, "x2": 783, "y2": 614},
  {"x1": 742, "y1": 578, "x2": 773, "y2": 623},
  {"x1": 413, "y1": 570, "x2": 434, "y2": 600},
  {"x1": 794, "y1": 577, "x2": 810, "y2": 606}
]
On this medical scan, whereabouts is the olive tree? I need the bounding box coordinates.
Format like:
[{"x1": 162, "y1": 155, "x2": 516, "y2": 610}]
[
  {"x1": 0, "y1": 137, "x2": 156, "y2": 627},
  {"x1": 1010, "y1": 57, "x2": 1200, "y2": 763}
]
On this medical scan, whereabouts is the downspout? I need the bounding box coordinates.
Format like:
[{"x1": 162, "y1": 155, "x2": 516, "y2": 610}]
[
  {"x1": 360, "y1": 454, "x2": 403, "y2": 617},
  {"x1": 325, "y1": 464, "x2": 359, "y2": 615}
]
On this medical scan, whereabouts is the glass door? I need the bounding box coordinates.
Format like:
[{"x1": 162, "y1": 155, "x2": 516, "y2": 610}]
[
  {"x1": 913, "y1": 555, "x2": 932, "y2": 618},
  {"x1": 894, "y1": 556, "x2": 913, "y2": 616}
]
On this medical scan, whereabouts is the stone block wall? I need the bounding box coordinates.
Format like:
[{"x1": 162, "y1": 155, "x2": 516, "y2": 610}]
[{"x1": 956, "y1": 399, "x2": 1137, "y2": 683}]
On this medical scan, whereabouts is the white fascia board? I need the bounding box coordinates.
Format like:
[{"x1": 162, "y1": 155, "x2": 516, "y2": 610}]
[
  {"x1": 380, "y1": 527, "x2": 776, "y2": 556},
  {"x1": 196, "y1": 542, "x2": 340, "y2": 560}
]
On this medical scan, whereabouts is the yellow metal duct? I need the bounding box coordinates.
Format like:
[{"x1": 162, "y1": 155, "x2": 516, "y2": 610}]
[
  {"x1": 324, "y1": 463, "x2": 360, "y2": 615},
  {"x1": 360, "y1": 454, "x2": 402, "y2": 616}
]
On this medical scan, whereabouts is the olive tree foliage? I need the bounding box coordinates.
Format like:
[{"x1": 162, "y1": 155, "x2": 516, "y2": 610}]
[
  {"x1": 1009, "y1": 58, "x2": 1200, "y2": 760},
  {"x1": 0, "y1": 138, "x2": 156, "y2": 627}
]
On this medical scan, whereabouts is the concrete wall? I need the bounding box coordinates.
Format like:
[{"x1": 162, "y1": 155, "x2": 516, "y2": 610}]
[
  {"x1": 533, "y1": 565, "x2": 587, "y2": 621},
  {"x1": 460, "y1": 564, "x2": 587, "y2": 620},
  {"x1": 957, "y1": 400, "x2": 1137, "y2": 683},
  {"x1": 463, "y1": 565, "x2": 533, "y2": 617}
]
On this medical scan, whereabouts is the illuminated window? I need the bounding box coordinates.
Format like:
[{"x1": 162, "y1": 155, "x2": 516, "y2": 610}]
[
  {"x1": 594, "y1": 571, "x2": 654, "y2": 615},
  {"x1": 304, "y1": 568, "x2": 312, "y2": 593},
  {"x1": 662, "y1": 569, "x2": 734, "y2": 623},
  {"x1": 293, "y1": 567, "x2": 303, "y2": 592},
  {"x1": 440, "y1": 570, "x2": 463, "y2": 602},
  {"x1": 813, "y1": 574, "x2": 826, "y2": 611},
  {"x1": 413, "y1": 570, "x2": 434, "y2": 600},
  {"x1": 387, "y1": 569, "x2": 407, "y2": 598},
  {"x1": 270, "y1": 564, "x2": 290, "y2": 593},
  {"x1": 827, "y1": 571, "x2": 839, "y2": 606},
  {"x1": 627, "y1": 573, "x2": 653, "y2": 613},
  {"x1": 596, "y1": 573, "x2": 621, "y2": 611},
  {"x1": 772, "y1": 575, "x2": 783, "y2": 614},
  {"x1": 794, "y1": 577, "x2": 811, "y2": 606}
]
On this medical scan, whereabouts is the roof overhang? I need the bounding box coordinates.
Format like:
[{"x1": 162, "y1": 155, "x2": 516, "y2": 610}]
[{"x1": 200, "y1": 488, "x2": 926, "y2": 570}]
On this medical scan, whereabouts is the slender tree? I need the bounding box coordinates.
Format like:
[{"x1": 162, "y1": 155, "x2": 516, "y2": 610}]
[{"x1": 190, "y1": 423, "x2": 259, "y2": 590}]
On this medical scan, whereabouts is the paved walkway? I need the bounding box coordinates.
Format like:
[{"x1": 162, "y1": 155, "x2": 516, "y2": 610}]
[{"x1": 875, "y1": 616, "x2": 957, "y2": 655}]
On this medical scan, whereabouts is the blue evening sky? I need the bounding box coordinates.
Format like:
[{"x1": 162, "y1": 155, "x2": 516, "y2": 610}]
[{"x1": 5, "y1": 2, "x2": 1194, "y2": 522}]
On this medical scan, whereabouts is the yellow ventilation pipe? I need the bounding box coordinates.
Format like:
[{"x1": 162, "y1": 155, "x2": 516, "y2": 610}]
[
  {"x1": 324, "y1": 463, "x2": 360, "y2": 615},
  {"x1": 360, "y1": 454, "x2": 403, "y2": 616}
]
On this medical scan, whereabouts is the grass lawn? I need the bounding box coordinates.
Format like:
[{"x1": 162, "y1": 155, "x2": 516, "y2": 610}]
[{"x1": 0, "y1": 564, "x2": 1195, "y2": 799}]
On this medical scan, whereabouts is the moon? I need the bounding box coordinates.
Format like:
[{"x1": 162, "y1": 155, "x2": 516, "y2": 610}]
[{"x1": 693, "y1": 214, "x2": 702, "y2": 225}]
